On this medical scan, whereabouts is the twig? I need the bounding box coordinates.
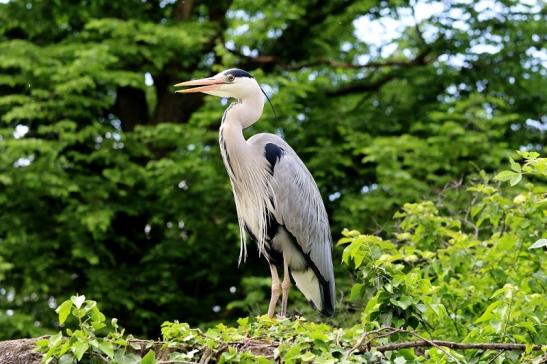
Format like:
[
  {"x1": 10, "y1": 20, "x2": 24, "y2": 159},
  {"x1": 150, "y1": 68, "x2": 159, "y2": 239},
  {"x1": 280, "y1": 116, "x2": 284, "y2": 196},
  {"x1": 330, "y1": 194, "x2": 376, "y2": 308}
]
[
  {"x1": 198, "y1": 347, "x2": 213, "y2": 364},
  {"x1": 486, "y1": 349, "x2": 505, "y2": 364},
  {"x1": 345, "y1": 327, "x2": 400, "y2": 358},
  {"x1": 404, "y1": 329, "x2": 462, "y2": 363}
]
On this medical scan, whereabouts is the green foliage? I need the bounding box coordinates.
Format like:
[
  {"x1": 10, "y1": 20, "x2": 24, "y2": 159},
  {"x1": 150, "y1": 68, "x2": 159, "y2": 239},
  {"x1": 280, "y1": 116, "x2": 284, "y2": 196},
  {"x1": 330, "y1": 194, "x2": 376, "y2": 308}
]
[
  {"x1": 338, "y1": 153, "x2": 546, "y2": 362},
  {"x1": 37, "y1": 295, "x2": 138, "y2": 364},
  {"x1": 1, "y1": 0, "x2": 546, "y2": 339},
  {"x1": 37, "y1": 157, "x2": 546, "y2": 363}
]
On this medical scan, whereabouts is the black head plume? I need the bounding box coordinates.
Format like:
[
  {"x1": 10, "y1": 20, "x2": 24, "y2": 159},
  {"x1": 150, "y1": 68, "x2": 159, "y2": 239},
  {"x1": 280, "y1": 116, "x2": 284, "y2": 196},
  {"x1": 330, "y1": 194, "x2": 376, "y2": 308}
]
[{"x1": 260, "y1": 86, "x2": 278, "y2": 121}]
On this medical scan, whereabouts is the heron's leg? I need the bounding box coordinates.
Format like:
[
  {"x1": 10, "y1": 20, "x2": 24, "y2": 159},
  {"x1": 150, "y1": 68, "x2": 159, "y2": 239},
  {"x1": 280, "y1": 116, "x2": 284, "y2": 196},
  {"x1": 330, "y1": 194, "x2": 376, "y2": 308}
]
[
  {"x1": 267, "y1": 264, "x2": 281, "y2": 318},
  {"x1": 280, "y1": 255, "x2": 291, "y2": 317}
]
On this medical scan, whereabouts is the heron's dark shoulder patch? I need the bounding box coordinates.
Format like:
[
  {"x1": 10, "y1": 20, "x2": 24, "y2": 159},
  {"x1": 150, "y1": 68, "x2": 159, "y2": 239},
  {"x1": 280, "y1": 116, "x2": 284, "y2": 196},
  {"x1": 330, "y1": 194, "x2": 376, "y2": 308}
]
[
  {"x1": 264, "y1": 143, "x2": 285, "y2": 174},
  {"x1": 225, "y1": 68, "x2": 253, "y2": 78}
]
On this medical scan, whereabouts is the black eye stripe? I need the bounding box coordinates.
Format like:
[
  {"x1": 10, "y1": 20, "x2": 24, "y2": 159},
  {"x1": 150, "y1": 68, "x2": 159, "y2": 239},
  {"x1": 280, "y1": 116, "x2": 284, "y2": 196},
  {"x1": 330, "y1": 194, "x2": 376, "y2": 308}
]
[{"x1": 224, "y1": 68, "x2": 253, "y2": 78}]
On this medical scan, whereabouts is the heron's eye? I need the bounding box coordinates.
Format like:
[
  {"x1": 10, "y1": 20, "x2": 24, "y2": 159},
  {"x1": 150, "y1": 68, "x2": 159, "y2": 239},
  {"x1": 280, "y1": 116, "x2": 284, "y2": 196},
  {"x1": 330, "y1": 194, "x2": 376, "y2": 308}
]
[{"x1": 226, "y1": 74, "x2": 235, "y2": 82}]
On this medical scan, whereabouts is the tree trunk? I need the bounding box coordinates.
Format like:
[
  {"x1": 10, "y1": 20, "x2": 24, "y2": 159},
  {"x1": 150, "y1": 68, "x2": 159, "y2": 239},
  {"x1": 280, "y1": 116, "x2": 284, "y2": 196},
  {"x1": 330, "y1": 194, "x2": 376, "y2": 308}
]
[{"x1": 0, "y1": 338, "x2": 42, "y2": 364}]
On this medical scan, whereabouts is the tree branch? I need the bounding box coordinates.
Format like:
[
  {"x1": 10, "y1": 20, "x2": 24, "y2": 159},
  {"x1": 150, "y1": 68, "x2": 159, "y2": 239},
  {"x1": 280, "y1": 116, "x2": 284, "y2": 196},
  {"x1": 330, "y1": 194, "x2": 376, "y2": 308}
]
[
  {"x1": 2, "y1": 334, "x2": 544, "y2": 363},
  {"x1": 227, "y1": 44, "x2": 434, "y2": 72},
  {"x1": 326, "y1": 47, "x2": 434, "y2": 96},
  {"x1": 288, "y1": 57, "x2": 433, "y2": 70},
  {"x1": 327, "y1": 72, "x2": 399, "y2": 97},
  {"x1": 372, "y1": 340, "x2": 543, "y2": 353}
]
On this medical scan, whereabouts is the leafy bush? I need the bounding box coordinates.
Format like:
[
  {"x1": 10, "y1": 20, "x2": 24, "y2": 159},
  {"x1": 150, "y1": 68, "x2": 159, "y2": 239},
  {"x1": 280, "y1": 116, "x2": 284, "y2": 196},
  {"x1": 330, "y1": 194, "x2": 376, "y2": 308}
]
[{"x1": 38, "y1": 154, "x2": 546, "y2": 363}]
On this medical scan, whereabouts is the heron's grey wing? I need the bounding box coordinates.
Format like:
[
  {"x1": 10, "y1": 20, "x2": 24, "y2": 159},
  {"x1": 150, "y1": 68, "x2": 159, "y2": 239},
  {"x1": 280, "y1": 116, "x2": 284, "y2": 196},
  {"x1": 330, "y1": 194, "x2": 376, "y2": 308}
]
[{"x1": 267, "y1": 142, "x2": 335, "y2": 312}]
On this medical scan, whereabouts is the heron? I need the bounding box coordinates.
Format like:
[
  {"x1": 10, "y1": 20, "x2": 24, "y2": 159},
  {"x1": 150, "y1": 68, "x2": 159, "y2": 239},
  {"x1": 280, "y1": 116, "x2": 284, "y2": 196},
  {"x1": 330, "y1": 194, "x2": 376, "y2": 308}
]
[{"x1": 175, "y1": 68, "x2": 335, "y2": 318}]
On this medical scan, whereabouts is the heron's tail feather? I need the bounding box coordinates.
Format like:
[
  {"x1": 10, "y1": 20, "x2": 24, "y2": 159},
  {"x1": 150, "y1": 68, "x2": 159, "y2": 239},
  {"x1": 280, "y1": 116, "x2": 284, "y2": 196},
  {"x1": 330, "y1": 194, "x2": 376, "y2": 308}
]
[{"x1": 291, "y1": 269, "x2": 335, "y2": 316}]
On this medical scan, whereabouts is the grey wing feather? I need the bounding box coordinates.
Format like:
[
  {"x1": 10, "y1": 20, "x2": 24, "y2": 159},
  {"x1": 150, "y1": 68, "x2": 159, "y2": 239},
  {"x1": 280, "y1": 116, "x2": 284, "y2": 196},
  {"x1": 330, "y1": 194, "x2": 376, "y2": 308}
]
[{"x1": 249, "y1": 134, "x2": 335, "y2": 303}]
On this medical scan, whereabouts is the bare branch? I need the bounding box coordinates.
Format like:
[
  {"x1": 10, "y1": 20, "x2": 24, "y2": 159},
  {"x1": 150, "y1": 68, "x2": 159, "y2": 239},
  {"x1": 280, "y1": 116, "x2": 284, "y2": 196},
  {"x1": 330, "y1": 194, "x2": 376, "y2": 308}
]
[
  {"x1": 288, "y1": 57, "x2": 434, "y2": 70},
  {"x1": 226, "y1": 45, "x2": 435, "y2": 72},
  {"x1": 371, "y1": 340, "x2": 544, "y2": 353}
]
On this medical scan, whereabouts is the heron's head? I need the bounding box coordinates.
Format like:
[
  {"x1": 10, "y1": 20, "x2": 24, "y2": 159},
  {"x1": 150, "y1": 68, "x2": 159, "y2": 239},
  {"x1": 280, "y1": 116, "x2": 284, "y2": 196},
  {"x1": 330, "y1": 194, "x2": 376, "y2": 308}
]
[{"x1": 174, "y1": 68, "x2": 261, "y2": 100}]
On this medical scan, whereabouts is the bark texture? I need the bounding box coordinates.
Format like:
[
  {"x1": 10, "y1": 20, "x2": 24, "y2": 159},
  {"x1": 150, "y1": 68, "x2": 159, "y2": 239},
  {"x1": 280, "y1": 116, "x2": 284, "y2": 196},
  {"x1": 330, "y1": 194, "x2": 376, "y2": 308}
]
[{"x1": 0, "y1": 338, "x2": 42, "y2": 364}]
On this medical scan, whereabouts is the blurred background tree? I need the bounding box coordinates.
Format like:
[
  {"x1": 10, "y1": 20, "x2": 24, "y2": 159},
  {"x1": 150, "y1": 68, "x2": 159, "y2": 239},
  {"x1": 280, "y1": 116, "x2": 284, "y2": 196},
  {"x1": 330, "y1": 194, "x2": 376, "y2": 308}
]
[{"x1": 0, "y1": 0, "x2": 544, "y2": 339}]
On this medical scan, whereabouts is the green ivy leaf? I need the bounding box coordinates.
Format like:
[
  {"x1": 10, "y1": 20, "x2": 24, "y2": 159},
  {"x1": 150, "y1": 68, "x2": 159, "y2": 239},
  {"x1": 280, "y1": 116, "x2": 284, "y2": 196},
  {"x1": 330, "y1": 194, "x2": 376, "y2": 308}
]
[
  {"x1": 300, "y1": 352, "x2": 315, "y2": 361},
  {"x1": 494, "y1": 170, "x2": 517, "y2": 182},
  {"x1": 509, "y1": 157, "x2": 521, "y2": 172},
  {"x1": 390, "y1": 296, "x2": 413, "y2": 310},
  {"x1": 98, "y1": 340, "x2": 115, "y2": 359},
  {"x1": 350, "y1": 283, "x2": 363, "y2": 301},
  {"x1": 509, "y1": 173, "x2": 522, "y2": 186},
  {"x1": 58, "y1": 354, "x2": 75, "y2": 364},
  {"x1": 72, "y1": 340, "x2": 89, "y2": 361},
  {"x1": 55, "y1": 300, "x2": 73, "y2": 325},
  {"x1": 141, "y1": 350, "x2": 156, "y2": 364},
  {"x1": 48, "y1": 331, "x2": 63, "y2": 347},
  {"x1": 35, "y1": 339, "x2": 49, "y2": 349}
]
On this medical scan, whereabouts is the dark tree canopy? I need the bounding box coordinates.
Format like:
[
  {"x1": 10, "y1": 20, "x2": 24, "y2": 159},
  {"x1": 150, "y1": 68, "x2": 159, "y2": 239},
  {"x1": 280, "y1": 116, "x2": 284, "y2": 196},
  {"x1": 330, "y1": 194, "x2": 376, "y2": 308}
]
[{"x1": 0, "y1": 0, "x2": 545, "y2": 339}]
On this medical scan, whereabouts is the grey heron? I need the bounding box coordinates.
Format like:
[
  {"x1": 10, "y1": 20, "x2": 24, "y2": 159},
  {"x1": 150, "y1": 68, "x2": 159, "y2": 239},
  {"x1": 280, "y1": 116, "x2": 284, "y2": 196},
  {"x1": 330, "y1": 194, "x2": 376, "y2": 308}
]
[{"x1": 175, "y1": 68, "x2": 335, "y2": 318}]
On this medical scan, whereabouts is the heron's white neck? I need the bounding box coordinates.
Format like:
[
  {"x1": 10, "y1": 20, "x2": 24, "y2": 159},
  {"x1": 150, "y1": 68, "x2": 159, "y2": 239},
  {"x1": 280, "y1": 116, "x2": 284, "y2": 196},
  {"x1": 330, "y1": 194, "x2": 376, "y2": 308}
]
[
  {"x1": 219, "y1": 91, "x2": 265, "y2": 161},
  {"x1": 218, "y1": 92, "x2": 271, "y2": 263},
  {"x1": 224, "y1": 92, "x2": 265, "y2": 130}
]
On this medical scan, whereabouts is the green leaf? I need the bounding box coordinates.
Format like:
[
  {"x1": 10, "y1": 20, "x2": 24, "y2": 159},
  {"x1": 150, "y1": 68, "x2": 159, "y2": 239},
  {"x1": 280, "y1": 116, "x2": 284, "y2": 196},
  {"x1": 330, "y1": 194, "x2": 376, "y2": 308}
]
[
  {"x1": 72, "y1": 340, "x2": 89, "y2": 361},
  {"x1": 494, "y1": 170, "x2": 517, "y2": 182},
  {"x1": 475, "y1": 301, "x2": 502, "y2": 324},
  {"x1": 98, "y1": 340, "x2": 115, "y2": 359},
  {"x1": 350, "y1": 283, "x2": 363, "y2": 301},
  {"x1": 55, "y1": 300, "x2": 73, "y2": 325},
  {"x1": 48, "y1": 331, "x2": 63, "y2": 347},
  {"x1": 362, "y1": 294, "x2": 381, "y2": 321},
  {"x1": 300, "y1": 352, "x2": 315, "y2": 362},
  {"x1": 35, "y1": 339, "x2": 49, "y2": 349},
  {"x1": 58, "y1": 354, "x2": 75, "y2": 364},
  {"x1": 390, "y1": 296, "x2": 413, "y2": 310},
  {"x1": 509, "y1": 157, "x2": 521, "y2": 172},
  {"x1": 141, "y1": 350, "x2": 156, "y2": 364},
  {"x1": 509, "y1": 173, "x2": 522, "y2": 186}
]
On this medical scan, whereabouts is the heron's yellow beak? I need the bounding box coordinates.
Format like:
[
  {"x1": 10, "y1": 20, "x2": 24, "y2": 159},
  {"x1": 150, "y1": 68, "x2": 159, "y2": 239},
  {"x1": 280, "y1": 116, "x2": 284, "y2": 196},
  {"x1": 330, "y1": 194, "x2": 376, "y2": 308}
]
[{"x1": 174, "y1": 77, "x2": 225, "y2": 94}]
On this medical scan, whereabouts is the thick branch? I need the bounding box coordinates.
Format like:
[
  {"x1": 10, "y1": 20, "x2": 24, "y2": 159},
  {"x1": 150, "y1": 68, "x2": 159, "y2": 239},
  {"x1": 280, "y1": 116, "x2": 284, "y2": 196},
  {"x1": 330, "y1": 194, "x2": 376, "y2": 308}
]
[
  {"x1": 227, "y1": 45, "x2": 434, "y2": 71},
  {"x1": 289, "y1": 57, "x2": 433, "y2": 70},
  {"x1": 327, "y1": 73, "x2": 399, "y2": 96},
  {"x1": 373, "y1": 340, "x2": 544, "y2": 353}
]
